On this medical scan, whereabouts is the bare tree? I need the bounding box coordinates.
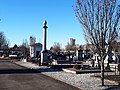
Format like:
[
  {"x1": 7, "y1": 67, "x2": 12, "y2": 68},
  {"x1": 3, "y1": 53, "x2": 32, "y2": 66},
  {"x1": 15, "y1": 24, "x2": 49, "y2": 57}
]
[
  {"x1": 20, "y1": 39, "x2": 29, "y2": 58},
  {"x1": 22, "y1": 39, "x2": 29, "y2": 48},
  {"x1": 65, "y1": 42, "x2": 76, "y2": 51},
  {"x1": 73, "y1": 0, "x2": 120, "y2": 86},
  {"x1": 50, "y1": 42, "x2": 61, "y2": 52},
  {"x1": 0, "y1": 32, "x2": 9, "y2": 48}
]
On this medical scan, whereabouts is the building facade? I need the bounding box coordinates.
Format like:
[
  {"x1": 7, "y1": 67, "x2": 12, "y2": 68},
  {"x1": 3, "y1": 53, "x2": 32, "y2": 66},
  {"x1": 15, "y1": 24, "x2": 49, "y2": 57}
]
[
  {"x1": 30, "y1": 43, "x2": 42, "y2": 58},
  {"x1": 69, "y1": 38, "x2": 75, "y2": 46}
]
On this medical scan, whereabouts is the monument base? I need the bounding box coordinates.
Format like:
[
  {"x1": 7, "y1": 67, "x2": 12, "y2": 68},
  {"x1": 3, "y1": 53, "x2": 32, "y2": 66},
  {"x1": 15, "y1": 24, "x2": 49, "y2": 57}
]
[{"x1": 41, "y1": 50, "x2": 48, "y2": 65}]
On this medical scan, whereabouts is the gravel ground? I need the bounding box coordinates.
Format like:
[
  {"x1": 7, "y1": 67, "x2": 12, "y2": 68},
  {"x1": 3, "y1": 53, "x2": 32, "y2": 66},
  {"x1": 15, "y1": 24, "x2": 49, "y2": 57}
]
[
  {"x1": 15, "y1": 61, "x2": 120, "y2": 90},
  {"x1": 42, "y1": 71, "x2": 119, "y2": 90}
]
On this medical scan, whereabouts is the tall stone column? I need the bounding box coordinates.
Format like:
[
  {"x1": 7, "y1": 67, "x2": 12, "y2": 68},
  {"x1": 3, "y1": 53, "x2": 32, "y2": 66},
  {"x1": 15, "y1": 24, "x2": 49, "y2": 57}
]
[
  {"x1": 43, "y1": 20, "x2": 47, "y2": 50},
  {"x1": 41, "y1": 20, "x2": 48, "y2": 65}
]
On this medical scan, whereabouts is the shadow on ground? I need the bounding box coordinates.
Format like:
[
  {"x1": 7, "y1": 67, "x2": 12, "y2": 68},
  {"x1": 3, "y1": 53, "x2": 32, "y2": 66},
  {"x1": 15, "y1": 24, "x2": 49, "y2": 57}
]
[
  {"x1": 0, "y1": 69, "x2": 40, "y2": 74},
  {"x1": 37, "y1": 67, "x2": 62, "y2": 72},
  {"x1": 0, "y1": 67, "x2": 62, "y2": 74},
  {"x1": 104, "y1": 85, "x2": 120, "y2": 90}
]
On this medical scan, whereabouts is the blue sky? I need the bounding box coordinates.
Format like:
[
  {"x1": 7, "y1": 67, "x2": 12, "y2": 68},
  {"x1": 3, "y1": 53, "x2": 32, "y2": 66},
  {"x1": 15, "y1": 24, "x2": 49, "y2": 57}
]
[{"x1": 0, "y1": 0, "x2": 85, "y2": 49}]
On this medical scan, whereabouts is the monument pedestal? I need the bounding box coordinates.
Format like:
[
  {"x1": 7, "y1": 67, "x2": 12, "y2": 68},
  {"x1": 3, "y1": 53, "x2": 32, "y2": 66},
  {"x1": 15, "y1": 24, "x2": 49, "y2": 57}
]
[{"x1": 41, "y1": 50, "x2": 48, "y2": 65}]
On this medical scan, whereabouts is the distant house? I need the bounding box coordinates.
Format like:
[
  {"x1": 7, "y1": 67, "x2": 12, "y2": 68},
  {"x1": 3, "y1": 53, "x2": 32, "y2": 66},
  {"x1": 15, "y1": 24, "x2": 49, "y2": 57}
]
[
  {"x1": 0, "y1": 46, "x2": 22, "y2": 58},
  {"x1": 0, "y1": 48, "x2": 8, "y2": 57},
  {"x1": 30, "y1": 43, "x2": 42, "y2": 58}
]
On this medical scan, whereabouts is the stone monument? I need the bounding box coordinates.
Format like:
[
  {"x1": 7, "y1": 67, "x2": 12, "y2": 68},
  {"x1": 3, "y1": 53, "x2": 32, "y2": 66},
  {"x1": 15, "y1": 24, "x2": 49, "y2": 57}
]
[{"x1": 41, "y1": 20, "x2": 48, "y2": 65}]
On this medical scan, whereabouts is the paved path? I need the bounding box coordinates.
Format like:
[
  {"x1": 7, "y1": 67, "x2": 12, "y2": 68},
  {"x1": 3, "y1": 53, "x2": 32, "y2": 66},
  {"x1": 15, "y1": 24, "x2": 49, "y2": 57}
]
[{"x1": 0, "y1": 61, "x2": 80, "y2": 90}]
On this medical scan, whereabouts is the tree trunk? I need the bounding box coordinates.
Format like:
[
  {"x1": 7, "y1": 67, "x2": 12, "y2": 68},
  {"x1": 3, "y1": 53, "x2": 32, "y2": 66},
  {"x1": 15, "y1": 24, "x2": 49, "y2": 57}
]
[
  {"x1": 107, "y1": 59, "x2": 110, "y2": 70},
  {"x1": 107, "y1": 47, "x2": 112, "y2": 70},
  {"x1": 101, "y1": 57, "x2": 104, "y2": 86},
  {"x1": 96, "y1": 53, "x2": 101, "y2": 69},
  {"x1": 98, "y1": 58, "x2": 101, "y2": 69}
]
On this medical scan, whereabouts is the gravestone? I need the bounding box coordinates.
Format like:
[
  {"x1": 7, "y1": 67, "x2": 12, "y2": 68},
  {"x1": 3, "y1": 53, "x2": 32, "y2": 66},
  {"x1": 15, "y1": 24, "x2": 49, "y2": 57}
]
[{"x1": 76, "y1": 49, "x2": 83, "y2": 61}]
